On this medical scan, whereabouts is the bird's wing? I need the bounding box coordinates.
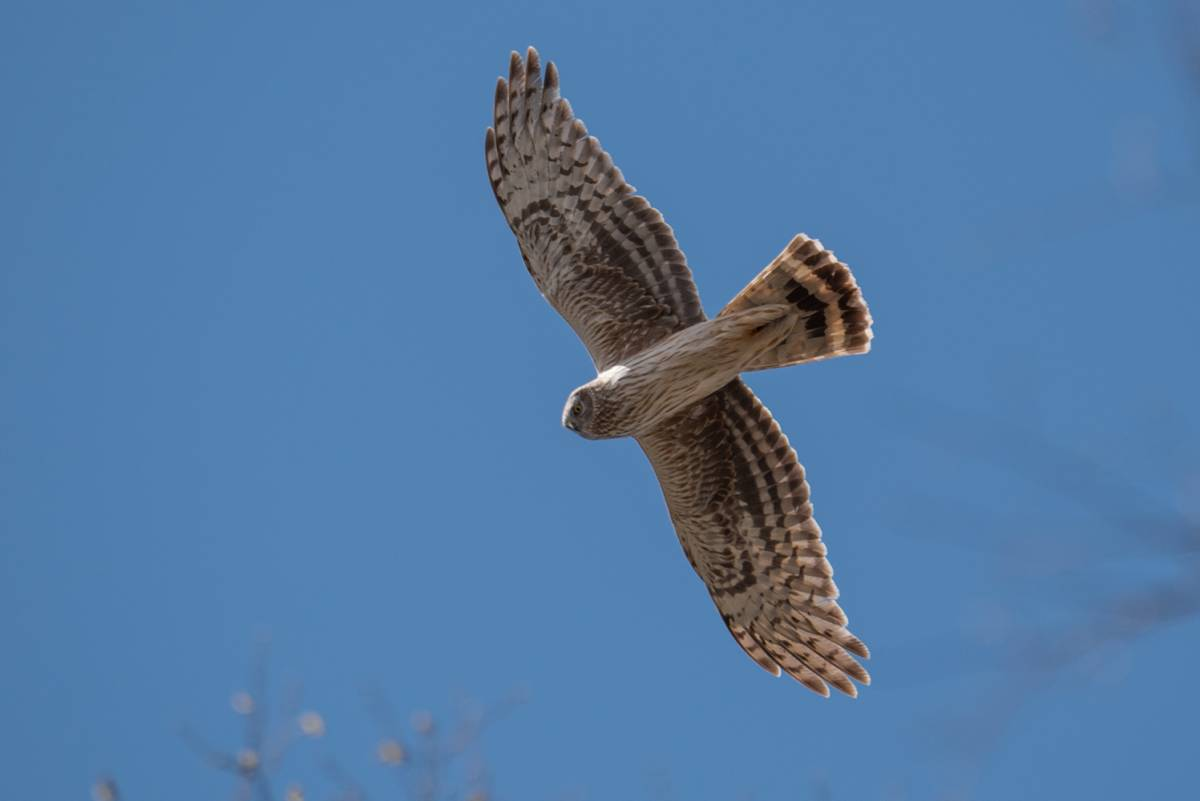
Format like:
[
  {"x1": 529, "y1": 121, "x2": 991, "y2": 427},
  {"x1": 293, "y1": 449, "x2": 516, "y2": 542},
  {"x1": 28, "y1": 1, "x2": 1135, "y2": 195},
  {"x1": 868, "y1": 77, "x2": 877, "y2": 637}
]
[
  {"x1": 637, "y1": 379, "x2": 870, "y2": 696},
  {"x1": 486, "y1": 48, "x2": 705, "y2": 370}
]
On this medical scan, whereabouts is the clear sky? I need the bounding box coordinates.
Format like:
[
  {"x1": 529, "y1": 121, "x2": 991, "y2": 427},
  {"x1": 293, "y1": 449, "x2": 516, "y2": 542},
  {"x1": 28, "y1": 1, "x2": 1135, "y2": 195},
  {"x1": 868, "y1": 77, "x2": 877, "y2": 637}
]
[{"x1": 3, "y1": 1, "x2": 1198, "y2": 799}]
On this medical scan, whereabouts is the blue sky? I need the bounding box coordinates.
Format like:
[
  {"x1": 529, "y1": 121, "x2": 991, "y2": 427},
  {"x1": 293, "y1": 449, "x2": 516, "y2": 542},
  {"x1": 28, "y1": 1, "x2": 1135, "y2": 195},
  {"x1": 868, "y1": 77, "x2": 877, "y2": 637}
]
[{"x1": 2, "y1": 1, "x2": 1198, "y2": 799}]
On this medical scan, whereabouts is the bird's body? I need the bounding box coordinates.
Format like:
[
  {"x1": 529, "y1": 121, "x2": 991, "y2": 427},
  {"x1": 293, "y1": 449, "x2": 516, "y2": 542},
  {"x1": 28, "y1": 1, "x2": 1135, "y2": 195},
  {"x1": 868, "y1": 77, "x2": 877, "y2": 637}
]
[
  {"x1": 566, "y1": 305, "x2": 794, "y2": 439},
  {"x1": 486, "y1": 48, "x2": 875, "y2": 696}
]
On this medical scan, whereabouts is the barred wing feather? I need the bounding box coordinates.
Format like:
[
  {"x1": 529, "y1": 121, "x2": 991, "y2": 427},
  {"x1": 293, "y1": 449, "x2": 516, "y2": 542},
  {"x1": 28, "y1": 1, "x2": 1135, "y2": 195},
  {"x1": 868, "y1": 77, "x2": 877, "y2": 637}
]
[
  {"x1": 485, "y1": 47, "x2": 705, "y2": 370},
  {"x1": 638, "y1": 380, "x2": 870, "y2": 697}
]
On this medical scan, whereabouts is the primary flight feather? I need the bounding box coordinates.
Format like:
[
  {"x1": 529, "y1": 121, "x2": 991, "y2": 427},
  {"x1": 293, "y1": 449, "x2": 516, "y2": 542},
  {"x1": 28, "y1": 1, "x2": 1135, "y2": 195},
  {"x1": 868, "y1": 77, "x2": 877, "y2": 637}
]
[{"x1": 485, "y1": 48, "x2": 874, "y2": 696}]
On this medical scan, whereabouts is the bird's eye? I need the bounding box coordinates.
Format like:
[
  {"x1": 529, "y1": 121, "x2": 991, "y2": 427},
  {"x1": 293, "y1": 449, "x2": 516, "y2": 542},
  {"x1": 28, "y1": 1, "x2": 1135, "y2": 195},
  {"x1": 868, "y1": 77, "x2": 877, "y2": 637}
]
[{"x1": 572, "y1": 402, "x2": 583, "y2": 416}]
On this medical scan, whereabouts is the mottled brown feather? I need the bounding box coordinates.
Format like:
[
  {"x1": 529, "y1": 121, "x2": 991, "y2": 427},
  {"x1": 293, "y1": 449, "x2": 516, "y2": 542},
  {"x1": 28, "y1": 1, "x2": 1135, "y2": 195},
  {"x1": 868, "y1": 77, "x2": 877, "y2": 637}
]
[
  {"x1": 638, "y1": 381, "x2": 870, "y2": 696},
  {"x1": 485, "y1": 47, "x2": 704, "y2": 370}
]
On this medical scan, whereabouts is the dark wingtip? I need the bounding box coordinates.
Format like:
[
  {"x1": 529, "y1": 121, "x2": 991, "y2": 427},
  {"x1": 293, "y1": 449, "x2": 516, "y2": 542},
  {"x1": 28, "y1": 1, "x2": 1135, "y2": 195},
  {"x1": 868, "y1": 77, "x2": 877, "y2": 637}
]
[{"x1": 492, "y1": 78, "x2": 508, "y2": 133}]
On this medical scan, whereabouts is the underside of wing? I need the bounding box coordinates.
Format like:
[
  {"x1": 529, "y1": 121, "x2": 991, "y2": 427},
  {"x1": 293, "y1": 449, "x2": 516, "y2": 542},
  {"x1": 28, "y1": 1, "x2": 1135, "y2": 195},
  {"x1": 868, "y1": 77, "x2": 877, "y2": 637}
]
[
  {"x1": 485, "y1": 47, "x2": 705, "y2": 369},
  {"x1": 637, "y1": 380, "x2": 870, "y2": 697}
]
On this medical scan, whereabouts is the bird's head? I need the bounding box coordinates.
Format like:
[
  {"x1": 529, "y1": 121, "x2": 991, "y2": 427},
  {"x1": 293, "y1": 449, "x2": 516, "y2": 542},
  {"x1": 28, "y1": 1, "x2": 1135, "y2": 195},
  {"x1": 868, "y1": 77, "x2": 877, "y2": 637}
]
[{"x1": 562, "y1": 386, "x2": 599, "y2": 439}]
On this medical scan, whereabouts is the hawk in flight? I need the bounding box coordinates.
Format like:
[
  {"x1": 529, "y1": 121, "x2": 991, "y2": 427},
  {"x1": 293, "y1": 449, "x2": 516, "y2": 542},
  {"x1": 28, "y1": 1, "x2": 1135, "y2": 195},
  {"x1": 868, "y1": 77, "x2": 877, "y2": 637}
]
[{"x1": 485, "y1": 48, "x2": 874, "y2": 696}]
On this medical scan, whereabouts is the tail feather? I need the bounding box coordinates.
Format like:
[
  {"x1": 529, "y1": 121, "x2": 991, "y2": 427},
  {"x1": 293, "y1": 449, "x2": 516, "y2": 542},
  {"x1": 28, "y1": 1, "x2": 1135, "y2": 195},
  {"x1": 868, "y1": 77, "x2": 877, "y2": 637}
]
[{"x1": 720, "y1": 234, "x2": 873, "y2": 370}]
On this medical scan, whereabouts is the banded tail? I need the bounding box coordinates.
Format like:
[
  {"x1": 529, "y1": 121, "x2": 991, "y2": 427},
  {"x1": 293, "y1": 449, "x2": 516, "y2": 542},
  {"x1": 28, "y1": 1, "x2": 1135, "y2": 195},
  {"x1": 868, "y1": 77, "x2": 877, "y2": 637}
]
[{"x1": 720, "y1": 234, "x2": 873, "y2": 371}]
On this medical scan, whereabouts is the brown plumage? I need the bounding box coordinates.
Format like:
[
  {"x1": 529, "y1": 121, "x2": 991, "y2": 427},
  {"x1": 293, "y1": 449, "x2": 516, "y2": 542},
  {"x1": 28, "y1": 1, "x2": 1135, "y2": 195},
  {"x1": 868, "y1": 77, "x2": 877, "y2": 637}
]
[{"x1": 486, "y1": 47, "x2": 874, "y2": 696}]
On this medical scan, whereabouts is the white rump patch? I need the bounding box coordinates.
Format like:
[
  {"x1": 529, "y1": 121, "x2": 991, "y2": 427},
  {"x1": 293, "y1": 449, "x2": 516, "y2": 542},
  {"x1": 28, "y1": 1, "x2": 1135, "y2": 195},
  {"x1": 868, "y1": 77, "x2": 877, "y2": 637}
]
[{"x1": 595, "y1": 364, "x2": 630, "y2": 387}]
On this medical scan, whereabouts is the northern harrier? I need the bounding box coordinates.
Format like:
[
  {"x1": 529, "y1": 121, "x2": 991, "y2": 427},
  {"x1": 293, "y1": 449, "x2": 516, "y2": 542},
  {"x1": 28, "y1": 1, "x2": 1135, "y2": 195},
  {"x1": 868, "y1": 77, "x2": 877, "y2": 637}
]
[{"x1": 485, "y1": 48, "x2": 874, "y2": 696}]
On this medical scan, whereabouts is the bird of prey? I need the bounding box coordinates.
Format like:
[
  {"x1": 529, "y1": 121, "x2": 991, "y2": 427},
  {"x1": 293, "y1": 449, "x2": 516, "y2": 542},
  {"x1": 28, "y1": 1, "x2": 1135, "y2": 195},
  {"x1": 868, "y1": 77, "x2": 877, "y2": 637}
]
[{"x1": 485, "y1": 48, "x2": 874, "y2": 696}]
